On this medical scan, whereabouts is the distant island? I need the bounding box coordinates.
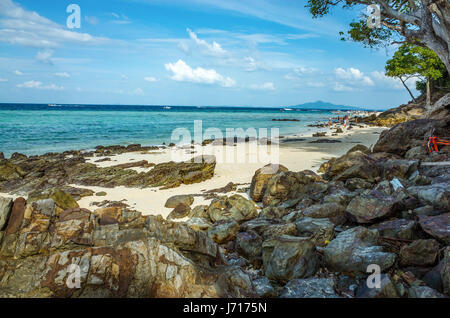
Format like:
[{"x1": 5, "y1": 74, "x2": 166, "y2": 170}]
[{"x1": 289, "y1": 100, "x2": 366, "y2": 111}]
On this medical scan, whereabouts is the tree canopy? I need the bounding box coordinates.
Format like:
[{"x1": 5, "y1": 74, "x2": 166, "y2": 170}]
[{"x1": 307, "y1": 0, "x2": 450, "y2": 73}]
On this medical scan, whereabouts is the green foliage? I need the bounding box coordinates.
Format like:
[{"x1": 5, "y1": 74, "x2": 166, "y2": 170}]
[
  {"x1": 385, "y1": 44, "x2": 446, "y2": 80},
  {"x1": 345, "y1": 20, "x2": 393, "y2": 48}
]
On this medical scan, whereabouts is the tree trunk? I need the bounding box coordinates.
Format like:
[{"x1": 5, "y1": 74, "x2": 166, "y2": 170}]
[
  {"x1": 426, "y1": 78, "x2": 431, "y2": 109},
  {"x1": 399, "y1": 77, "x2": 416, "y2": 102}
]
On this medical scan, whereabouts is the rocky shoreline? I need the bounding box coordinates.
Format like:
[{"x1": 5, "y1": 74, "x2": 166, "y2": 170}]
[{"x1": 0, "y1": 105, "x2": 449, "y2": 298}]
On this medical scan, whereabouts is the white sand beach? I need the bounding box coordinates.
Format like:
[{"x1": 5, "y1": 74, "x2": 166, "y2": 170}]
[{"x1": 71, "y1": 125, "x2": 387, "y2": 218}]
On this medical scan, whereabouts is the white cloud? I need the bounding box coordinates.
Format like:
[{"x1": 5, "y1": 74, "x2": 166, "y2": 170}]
[
  {"x1": 14, "y1": 70, "x2": 23, "y2": 75},
  {"x1": 333, "y1": 82, "x2": 355, "y2": 92},
  {"x1": 121, "y1": 74, "x2": 129, "y2": 80},
  {"x1": 165, "y1": 59, "x2": 236, "y2": 87},
  {"x1": 370, "y1": 71, "x2": 415, "y2": 90},
  {"x1": 0, "y1": 0, "x2": 109, "y2": 48},
  {"x1": 187, "y1": 28, "x2": 226, "y2": 56},
  {"x1": 132, "y1": 88, "x2": 144, "y2": 95},
  {"x1": 17, "y1": 80, "x2": 63, "y2": 90},
  {"x1": 54, "y1": 72, "x2": 70, "y2": 78},
  {"x1": 335, "y1": 67, "x2": 374, "y2": 86},
  {"x1": 307, "y1": 81, "x2": 325, "y2": 88},
  {"x1": 85, "y1": 16, "x2": 99, "y2": 25},
  {"x1": 0, "y1": 78, "x2": 8, "y2": 82},
  {"x1": 250, "y1": 82, "x2": 275, "y2": 91},
  {"x1": 36, "y1": 49, "x2": 53, "y2": 64},
  {"x1": 144, "y1": 77, "x2": 159, "y2": 82},
  {"x1": 111, "y1": 12, "x2": 131, "y2": 24}
]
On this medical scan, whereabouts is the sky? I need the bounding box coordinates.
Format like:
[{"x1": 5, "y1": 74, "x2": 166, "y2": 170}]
[{"x1": 0, "y1": 0, "x2": 418, "y2": 109}]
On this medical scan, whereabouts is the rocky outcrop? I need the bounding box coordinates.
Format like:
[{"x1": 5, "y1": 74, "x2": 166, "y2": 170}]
[
  {"x1": 249, "y1": 164, "x2": 288, "y2": 202},
  {"x1": 207, "y1": 195, "x2": 258, "y2": 223},
  {"x1": 0, "y1": 197, "x2": 256, "y2": 298}
]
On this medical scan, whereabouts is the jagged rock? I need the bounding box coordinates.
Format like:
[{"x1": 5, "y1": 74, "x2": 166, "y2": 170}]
[
  {"x1": 260, "y1": 223, "x2": 297, "y2": 240},
  {"x1": 408, "y1": 285, "x2": 445, "y2": 298},
  {"x1": 167, "y1": 204, "x2": 191, "y2": 220},
  {"x1": 303, "y1": 202, "x2": 346, "y2": 225},
  {"x1": 407, "y1": 183, "x2": 450, "y2": 210},
  {"x1": 0, "y1": 152, "x2": 4, "y2": 161},
  {"x1": 324, "y1": 227, "x2": 396, "y2": 273},
  {"x1": 346, "y1": 190, "x2": 401, "y2": 224},
  {"x1": 235, "y1": 231, "x2": 263, "y2": 260},
  {"x1": 188, "y1": 205, "x2": 209, "y2": 219},
  {"x1": 263, "y1": 235, "x2": 317, "y2": 283},
  {"x1": 356, "y1": 274, "x2": 399, "y2": 298},
  {"x1": 208, "y1": 195, "x2": 258, "y2": 223},
  {"x1": 345, "y1": 178, "x2": 373, "y2": 191},
  {"x1": 0, "y1": 196, "x2": 13, "y2": 230},
  {"x1": 249, "y1": 164, "x2": 288, "y2": 202},
  {"x1": 4, "y1": 197, "x2": 26, "y2": 235},
  {"x1": 373, "y1": 119, "x2": 448, "y2": 156},
  {"x1": 259, "y1": 206, "x2": 289, "y2": 219},
  {"x1": 165, "y1": 195, "x2": 194, "y2": 209},
  {"x1": 208, "y1": 219, "x2": 240, "y2": 244},
  {"x1": 405, "y1": 146, "x2": 427, "y2": 159},
  {"x1": 441, "y1": 247, "x2": 450, "y2": 295},
  {"x1": 280, "y1": 277, "x2": 339, "y2": 298},
  {"x1": 240, "y1": 218, "x2": 280, "y2": 235},
  {"x1": 29, "y1": 188, "x2": 79, "y2": 211},
  {"x1": 295, "y1": 217, "x2": 335, "y2": 247},
  {"x1": 262, "y1": 170, "x2": 322, "y2": 207},
  {"x1": 419, "y1": 213, "x2": 450, "y2": 244},
  {"x1": 347, "y1": 144, "x2": 370, "y2": 155},
  {"x1": 381, "y1": 159, "x2": 419, "y2": 180},
  {"x1": 400, "y1": 239, "x2": 440, "y2": 266},
  {"x1": 186, "y1": 217, "x2": 212, "y2": 232},
  {"x1": 252, "y1": 276, "x2": 277, "y2": 298},
  {"x1": 370, "y1": 219, "x2": 416, "y2": 240}
]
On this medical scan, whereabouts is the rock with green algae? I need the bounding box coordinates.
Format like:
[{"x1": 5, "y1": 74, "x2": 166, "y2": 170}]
[{"x1": 28, "y1": 188, "x2": 79, "y2": 211}]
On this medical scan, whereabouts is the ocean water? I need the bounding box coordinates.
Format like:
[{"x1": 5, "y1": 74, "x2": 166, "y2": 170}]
[{"x1": 0, "y1": 104, "x2": 337, "y2": 157}]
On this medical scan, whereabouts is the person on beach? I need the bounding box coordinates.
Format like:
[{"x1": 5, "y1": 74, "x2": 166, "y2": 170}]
[{"x1": 328, "y1": 118, "x2": 332, "y2": 129}]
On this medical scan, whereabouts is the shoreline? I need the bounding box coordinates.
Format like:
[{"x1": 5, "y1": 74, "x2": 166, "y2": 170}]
[{"x1": 0, "y1": 122, "x2": 387, "y2": 219}]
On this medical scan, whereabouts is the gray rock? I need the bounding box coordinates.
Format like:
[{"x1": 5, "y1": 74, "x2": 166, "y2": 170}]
[
  {"x1": 188, "y1": 205, "x2": 209, "y2": 219},
  {"x1": 186, "y1": 217, "x2": 212, "y2": 232},
  {"x1": 324, "y1": 227, "x2": 396, "y2": 273},
  {"x1": 0, "y1": 196, "x2": 13, "y2": 230},
  {"x1": 261, "y1": 223, "x2": 297, "y2": 240},
  {"x1": 165, "y1": 195, "x2": 194, "y2": 208},
  {"x1": 370, "y1": 218, "x2": 415, "y2": 240},
  {"x1": 400, "y1": 239, "x2": 439, "y2": 266},
  {"x1": 408, "y1": 183, "x2": 450, "y2": 210},
  {"x1": 423, "y1": 260, "x2": 444, "y2": 292},
  {"x1": 208, "y1": 219, "x2": 240, "y2": 244},
  {"x1": 295, "y1": 217, "x2": 335, "y2": 247},
  {"x1": 235, "y1": 231, "x2": 262, "y2": 259},
  {"x1": 263, "y1": 235, "x2": 317, "y2": 283},
  {"x1": 208, "y1": 195, "x2": 258, "y2": 223},
  {"x1": 33, "y1": 199, "x2": 56, "y2": 217},
  {"x1": 252, "y1": 277, "x2": 277, "y2": 298},
  {"x1": 413, "y1": 205, "x2": 440, "y2": 217},
  {"x1": 419, "y1": 213, "x2": 450, "y2": 244},
  {"x1": 303, "y1": 202, "x2": 346, "y2": 225},
  {"x1": 356, "y1": 274, "x2": 399, "y2": 298},
  {"x1": 346, "y1": 190, "x2": 400, "y2": 224},
  {"x1": 280, "y1": 277, "x2": 339, "y2": 298},
  {"x1": 408, "y1": 285, "x2": 445, "y2": 298}
]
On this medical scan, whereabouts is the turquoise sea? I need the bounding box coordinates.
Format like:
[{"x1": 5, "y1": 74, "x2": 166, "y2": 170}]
[{"x1": 0, "y1": 104, "x2": 338, "y2": 157}]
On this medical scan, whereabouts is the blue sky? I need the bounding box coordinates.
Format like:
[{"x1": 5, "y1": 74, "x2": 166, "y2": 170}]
[{"x1": 0, "y1": 0, "x2": 417, "y2": 109}]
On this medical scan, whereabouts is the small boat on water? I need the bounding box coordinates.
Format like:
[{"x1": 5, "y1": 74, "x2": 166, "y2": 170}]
[
  {"x1": 163, "y1": 106, "x2": 171, "y2": 110},
  {"x1": 283, "y1": 108, "x2": 293, "y2": 111}
]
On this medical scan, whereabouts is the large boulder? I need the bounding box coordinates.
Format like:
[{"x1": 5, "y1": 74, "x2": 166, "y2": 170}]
[
  {"x1": 280, "y1": 278, "x2": 339, "y2": 298},
  {"x1": 346, "y1": 190, "x2": 401, "y2": 224},
  {"x1": 399, "y1": 239, "x2": 440, "y2": 266},
  {"x1": 419, "y1": 213, "x2": 450, "y2": 244},
  {"x1": 263, "y1": 235, "x2": 317, "y2": 283},
  {"x1": 249, "y1": 164, "x2": 288, "y2": 202},
  {"x1": 373, "y1": 119, "x2": 448, "y2": 156},
  {"x1": 407, "y1": 183, "x2": 450, "y2": 210},
  {"x1": 164, "y1": 195, "x2": 194, "y2": 208},
  {"x1": 207, "y1": 195, "x2": 258, "y2": 223},
  {"x1": 324, "y1": 227, "x2": 396, "y2": 273},
  {"x1": 262, "y1": 170, "x2": 322, "y2": 207},
  {"x1": 321, "y1": 151, "x2": 380, "y2": 183},
  {"x1": 235, "y1": 231, "x2": 263, "y2": 260},
  {"x1": 370, "y1": 219, "x2": 416, "y2": 240}
]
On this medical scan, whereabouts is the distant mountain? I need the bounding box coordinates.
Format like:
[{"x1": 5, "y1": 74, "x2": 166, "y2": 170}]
[{"x1": 290, "y1": 101, "x2": 363, "y2": 111}]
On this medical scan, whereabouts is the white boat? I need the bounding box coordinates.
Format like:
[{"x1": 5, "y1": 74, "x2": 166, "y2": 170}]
[
  {"x1": 163, "y1": 106, "x2": 171, "y2": 110},
  {"x1": 283, "y1": 108, "x2": 293, "y2": 111}
]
